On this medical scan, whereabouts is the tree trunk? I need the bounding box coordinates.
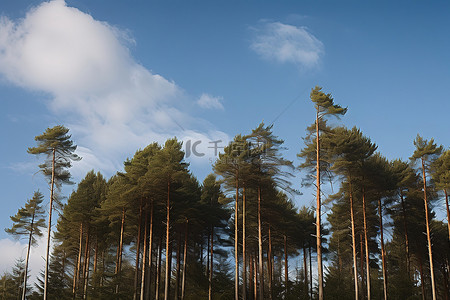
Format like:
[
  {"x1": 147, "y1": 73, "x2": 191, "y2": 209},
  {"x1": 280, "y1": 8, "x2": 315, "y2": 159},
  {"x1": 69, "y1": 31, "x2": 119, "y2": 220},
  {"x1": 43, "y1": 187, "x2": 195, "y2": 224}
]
[
  {"x1": 378, "y1": 198, "x2": 388, "y2": 300},
  {"x1": 349, "y1": 180, "x2": 359, "y2": 300},
  {"x1": 165, "y1": 180, "x2": 171, "y2": 300},
  {"x1": 249, "y1": 253, "x2": 254, "y2": 300},
  {"x1": 360, "y1": 233, "x2": 365, "y2": 299},
  {"x1": 235, "y1": 175, "x2": 239, "y2": 300},
  {"x1": 419, "y1": 257, "x2": 426, "y2": 300},
  {"x1": 209, "y1": 226, "x2": 214, "y2": 300},
  {"x1": 445, "y1": 189, "x2": 450, "y2": 241},
  {"x1": 94, "y1": 239, "x2": 98, "y2": 274},
  {"x1": 175, "y1": 232, "x2": 181, "y2": 300},
  {"x1": 116, "y1": 207, "x2": 126, "y2": 294},
  {"x1": 400, "y1": 191, "x2": 411, "y2": 276},
  {"x1": 22, "y1": 211, "x2": 35, "y2": 300},
  {"x1": 309, "y1": 246, "x2": 312, "y2": 300},
  {"x1": 146, "y1": 201, "x2": 154, "y2": 300},
  {"x1": 74, "y1": 222, "x2": 83, "y2": 299},
  {"x1": 134, "y1": 200, "x2": 143, "y2": 300},
  {"x1": 422, "y1": 157, "x2": 437, "y2": 300},
  {"x1": 181, "y1": 220, "x2": 188, "y2": 300},
  {"x1": 257, "y1": 185, "x2": 264, "y2": 300},
  {"x1": 83, "y1": 227, "x2": 90, "y2": 300},
  {"x1": 43, "y1": 148, "x2": 56, "y2": 300},
  {"x1": 254, "y1": 252, "x2": 258, "y2": 300},
  {"x1": 83, "y1": 240, "x2": 91, "y2": 300},
  {"x1": 362, "y1": 190, "x2": 371, "y2": 300},
  {"x1": 284, "y1": 235, "x2": 288, "y2": 298},
  {"x1": 303, "y1": 247, "x2": 308, "y2": 299},
  {"x1": 140, "y1": 206, "x2": 149, "y2": 300},
  {"x1": 268, "y1": 225, "x2": 273, "y2": 300},
  {"x1": 315, "y1": 110, "x2": 324, "y2": 300},
  {"x1": 156, "y1": 236, "x2": 163, "y2": 300},
  {"x1": 242, "y1": 186, "x2": 247, "y2": 300}
]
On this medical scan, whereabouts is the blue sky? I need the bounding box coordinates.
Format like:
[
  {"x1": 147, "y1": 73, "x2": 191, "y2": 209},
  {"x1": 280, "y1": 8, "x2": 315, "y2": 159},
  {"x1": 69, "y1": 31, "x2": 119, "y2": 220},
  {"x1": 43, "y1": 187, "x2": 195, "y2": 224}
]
[{"x1": 0, "y1": 0, "x2": 449, "y2": 279}]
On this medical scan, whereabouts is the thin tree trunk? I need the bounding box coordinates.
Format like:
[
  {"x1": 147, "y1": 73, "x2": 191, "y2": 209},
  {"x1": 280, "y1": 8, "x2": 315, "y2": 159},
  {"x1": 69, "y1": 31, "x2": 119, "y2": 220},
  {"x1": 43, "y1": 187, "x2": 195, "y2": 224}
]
[
  {"x1": 206, "y1": 233, "x2": 210, "y2": 277},
  {"x1": 421, "y1": 157, "x2": 437, "y2": 300},
  {"x1": 445, "y1": 189, "x2": 450, "y2": 241},
  {"x1": 94, "y1": 239, "x2": 98, "y2": 274},
  {"x1": 400, "y1": 191, "x2": 411, "y2": 275},
  {"x1": 83, "y1": 241, "x2": 91, "y2": 300},
  {"x1": 284, "y1": 235, "x2": 288, "y2": 298},
  {"x1": 74, "y1": 222, "x2": 83, "y2": 299},
  {"x1": 360, "y1": 233, "x2": 365, "y2": 300},
  {"x1": 165, "y1": 180, "x2": 171, "y2": 300},
  {"x1": 116, "y1": 207, "x2": 126, "y2": 294},
  {"x1": 235, "y1": 175, "x2": 239, "y2": 300},
  {"x1": 378, "y1": 198, "x2": 388, "y2": 300},
  {"x1": 249, "y1": 253, "x2": 254, "y2": 300},
  {"x1": 257, "y1": 185, "x2": 264, "y2": 300},
  {"x1": 146, "y1": 201, "x2": 154, "y2": 300},
  {"x1": 303, "y1": 247, "x2": 308, "y2": 299},
  {"x1": 135, "y1": 200, "x2": 143, "y2": 300},
  {"x1": 254, "y1": 252, "x2": 258, "y2": 300},
  {"x1": 242, "y1": 186, "x2": 247, "y2": 300},
  {"x1": 209, "y1": 226, "x2": 214, "y2": 300},
  {"x1": 362, "y1": 190, "x2": 371, "y2": 300},
  {"x1": 268, "y1": 225, "x2": 273, "y2": 300},
  {"x1": 315, "y1": 110, "x2": 324, "y2": 300},
  {"x1": 309, "y1": 246, "x2": 312, "y2": 300},
  {"x1": 82, "y1": 226, "x2": 90, "y2": 300},
  {"x1": 419, "y1": 257, "x2": 426, "y2": 300},
  {"x1": 175, "y1": 232, "x2": 181, "y2": 300},
  {"x1": 181, "y1": 220, "x2": 188, "y2": 300},
  {"x1": 156, "y1": 236, "x2": 163, "y2": 300},
  {"x1": 44, "y1": 148, "x2": 55, "y2": 300},
  {"x1": 22, "y1": 212, "x2": 35, "y2": 300},
  {"x1": 349, "y1": 180, "x2": 359, "y2": 300},
  {"x1": 140, "y1": 206, "x2": 149, "y2": 300}
]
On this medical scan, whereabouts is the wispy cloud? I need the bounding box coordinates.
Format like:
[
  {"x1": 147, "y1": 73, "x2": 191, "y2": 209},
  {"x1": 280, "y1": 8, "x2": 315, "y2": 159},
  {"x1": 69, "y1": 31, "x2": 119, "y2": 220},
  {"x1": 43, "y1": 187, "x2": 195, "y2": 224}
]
[
  {"x1": 0, "y1": 0, "x2": 227, "y2": 178},
  {"x1": 250, "y1": 21, "x2": 324, "y2": 68},
  {"x1": 197, "y1": 93, "x2": 224, "y2": 110}
]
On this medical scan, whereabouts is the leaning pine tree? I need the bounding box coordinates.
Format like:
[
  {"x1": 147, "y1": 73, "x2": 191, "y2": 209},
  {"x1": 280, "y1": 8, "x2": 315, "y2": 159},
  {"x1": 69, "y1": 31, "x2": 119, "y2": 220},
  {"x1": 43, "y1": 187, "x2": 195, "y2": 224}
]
[
  {"x1": 27, "y1": 125, "x2": 80, "y2": 300},
  {"x1": 5, "y1": 191, "x2": 46, "y2": 300},
  {"x1": 299, "y1": 86, "x2": 346, "y2": 300}
]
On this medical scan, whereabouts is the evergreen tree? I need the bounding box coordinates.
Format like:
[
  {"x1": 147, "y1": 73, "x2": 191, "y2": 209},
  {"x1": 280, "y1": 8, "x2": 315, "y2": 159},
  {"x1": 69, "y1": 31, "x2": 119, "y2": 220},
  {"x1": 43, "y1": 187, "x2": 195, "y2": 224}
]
[
  {"x1": 27, "y1": 125, "x2": 80, "y2": 300},
  {"x1": 299, "y1": 86, "x2": 346, "y2": 300},
  {"x1": 431, "y1": 149, "x2": 450, "y2": 240},
  {"x1": 5, "y1": 191, "x2": 46, "y2": 300},
  {"x1": 411, "y1": 135, "x2": 443, "y2": 300}
]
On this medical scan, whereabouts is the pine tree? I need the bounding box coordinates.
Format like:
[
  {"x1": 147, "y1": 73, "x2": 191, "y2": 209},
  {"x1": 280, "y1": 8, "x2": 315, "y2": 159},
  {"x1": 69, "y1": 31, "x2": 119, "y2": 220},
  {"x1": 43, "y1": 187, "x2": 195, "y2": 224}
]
[
  {"x1": 431, "y1": 149, "x2": 450, "y2": 240},
  {"x1": 411, "y1": 135, "x2": 443, "y2": 300},
  {"x1": 27, "y1": 125, "x2": 80, "y2": 300},
  {"x1": 299, "y1": 86, "x2": 346, "y2": 300},
  {"x1": 5, "y1": 191, "x2": 46, "y2": 300}
]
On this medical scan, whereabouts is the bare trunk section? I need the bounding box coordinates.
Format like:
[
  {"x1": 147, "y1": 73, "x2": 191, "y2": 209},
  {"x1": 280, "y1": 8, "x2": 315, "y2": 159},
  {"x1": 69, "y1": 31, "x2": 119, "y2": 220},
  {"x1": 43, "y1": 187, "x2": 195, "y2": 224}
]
[
  {"x1": 82, "y1": 226, "x2": 90, "y2": 299},
  {"x1": 378, "y1": 198, "x2": 388, "y2": 300},
  {"x1": 134, "y1": 200, "x2": 143, "y2": 300},
  {"x1": 140, "y1": 206, "x2": 149, "y2": 300},
  {"x1": 249, "y1": 253, "x2": 254, "y2": 300},
  {"x1": 156, "y1": 236, "x2": 163, "y2": 300},
  {"x1": 44, "y1": 148, "x2": 56, "y2": 300},
  {"x1": 422, "y1": 157, "x2": 437, "y2": 300},
  {"x1": 315, "y1": 110, "x2": 324, "y2": 300},
  {"x1": 209, "y1": 226, "x2": 214, "y2": 300},
  {"x1": 362, "y1": 190, "x2": 370, "y2": 299},
  {"x1": 303, "y1": 247, "x2": 308, "y2": 299},
  {"x1": 116, "y1": 208, "x2": 126, "y2": 294},
  {"x1": 284, "y1": 235, "x2": 288, "y2": 298},
  {"x1": 257, "y1": 185, "x2": 264, "y2": 300},
  {"x1": 349, "y1": 180, "x2": 359, "y2": 300},
  {"x1": 74, "y1": 222, "x2": 83, "y2": 299},
  {"x1": 175, "y1": 232, "x2": 181, "y2": 300},
  {"x1": 181, "y1": 220, "x2": 188, "y2": 300},
  {"x1": 165, "y1": 181, "x2": 171, "y2": 300},
  {"x1": 146, "y1": 201, "x2": 154, "y2": 300},
  {"x1": 419, "y1": 257, "x2": 426, "y2": 300},
  {"x1": 400, "y1": 191, "x2": 411, "y2": 275},
  {"x1": 268, "y1": 225, "x2": 273, "y2": 300},
  {"x1": 309, "y1": 246, "x2": 312, "y2": 300}
]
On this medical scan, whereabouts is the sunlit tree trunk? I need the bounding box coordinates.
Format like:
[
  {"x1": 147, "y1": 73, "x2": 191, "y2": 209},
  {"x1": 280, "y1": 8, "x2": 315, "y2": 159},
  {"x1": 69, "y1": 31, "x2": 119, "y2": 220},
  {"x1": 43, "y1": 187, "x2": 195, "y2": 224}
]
[
  {"x1": 44, "y1": 148, "x2": 55, "y2": 300},
  {"x1": 140, "y1": 207, "x2": 148, "y2": 300},
  {"x1": 349, "y1": 180, "x2": 359, "y2": 300},
  {"x1": 315, "y1": 111, "x2": 324, "y2": 300},
  {"x1": 242, "y1": 186, "x2": 247, "y2": 300},
  {"x1": 257, "y1": 186, "x2": 264, "y2": 299},
  {"x1": 362, "y1": 190, "x2": 370, "y2": 300},
  {"x1": 134, "y1": 200, "x2": 143, "y2": 300},
  {"x1": 165, "y1": 181, "x2": 171, "y2": 300},
  {"x1": 378, "y1": 198, "x2": 388, "y2": 300}
]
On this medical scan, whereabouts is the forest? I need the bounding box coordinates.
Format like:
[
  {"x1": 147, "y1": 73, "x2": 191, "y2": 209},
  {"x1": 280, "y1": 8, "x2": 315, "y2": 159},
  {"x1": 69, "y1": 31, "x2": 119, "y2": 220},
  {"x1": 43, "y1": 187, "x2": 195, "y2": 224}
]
[{"x1": 2, "y1": 86, "x2": 450, "y2": 300}]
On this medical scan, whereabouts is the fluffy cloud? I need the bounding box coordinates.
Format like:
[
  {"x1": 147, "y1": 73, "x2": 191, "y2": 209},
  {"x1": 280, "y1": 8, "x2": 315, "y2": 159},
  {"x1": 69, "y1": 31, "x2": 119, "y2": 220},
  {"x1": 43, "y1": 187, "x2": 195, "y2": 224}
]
[
  {"x1": 197, "y1": 93, "x2": 224, "y2": 110},
  {"x1": 250, "y1": 21, "x2": 324, "y2": 68},
  {"x1": 0, "y1": 0, "x2": 227, "y2": 178}
]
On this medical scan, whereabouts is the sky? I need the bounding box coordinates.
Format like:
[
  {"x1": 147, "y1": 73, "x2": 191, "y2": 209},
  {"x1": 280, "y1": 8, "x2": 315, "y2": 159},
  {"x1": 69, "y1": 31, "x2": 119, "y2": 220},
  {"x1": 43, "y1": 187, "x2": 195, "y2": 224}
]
[{"x1": 0, "y1": 0, "x2": 449, "y2": 281}]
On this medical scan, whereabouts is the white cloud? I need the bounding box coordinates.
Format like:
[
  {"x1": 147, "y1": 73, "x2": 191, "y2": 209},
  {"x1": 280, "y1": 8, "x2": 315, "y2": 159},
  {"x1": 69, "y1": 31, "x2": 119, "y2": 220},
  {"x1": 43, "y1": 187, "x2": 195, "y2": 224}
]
[
  {"x1": 0, "y1": 0, "x2": 228, "y2": 179},
  {"x1": 197, "y1": 93, "x2": 224, "y2": 110},
  {"x1": 250, "y1": 21, "x2": 324, "y2": 68}
]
